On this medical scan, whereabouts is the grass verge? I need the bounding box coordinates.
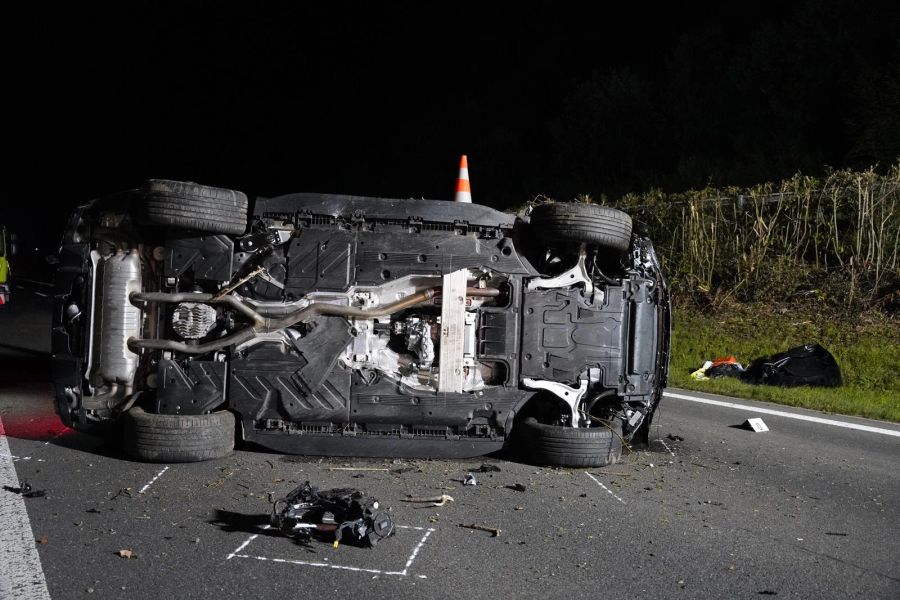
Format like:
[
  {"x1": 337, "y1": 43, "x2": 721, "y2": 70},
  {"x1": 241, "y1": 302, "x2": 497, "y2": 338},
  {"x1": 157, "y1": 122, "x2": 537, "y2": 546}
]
[{"x1": 669, "y1": 303, "x2": 900, "y2": 422}]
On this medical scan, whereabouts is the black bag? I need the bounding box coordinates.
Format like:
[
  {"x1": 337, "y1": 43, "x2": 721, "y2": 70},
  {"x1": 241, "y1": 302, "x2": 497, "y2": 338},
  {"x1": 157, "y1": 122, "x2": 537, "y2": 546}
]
[{"x1": 740, "y1": 344, "x2": 842, "y2": 387}]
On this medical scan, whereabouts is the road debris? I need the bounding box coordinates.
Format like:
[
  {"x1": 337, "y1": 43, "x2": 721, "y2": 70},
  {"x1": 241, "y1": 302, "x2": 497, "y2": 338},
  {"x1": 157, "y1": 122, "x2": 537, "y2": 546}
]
[
  {"x1": 666, "y1": 434, "x2": 685, "y2": 442},
  {"x1": 463, "y1": 473, "x2": 478, "y2": 486},
  {"x1": 402, "y1": 494, "x2": 455, "y2": 507},
  {"x1": 117, "y1": 549, "x2": 135, "y2": 559},
  {"x1": 506, "y1": 484, "x2": 526, "y2": 492},
  {"x1": 478, "y1": 464, "x2": 502, "y2": 473},
  {"x1": 741, "y1": 418, "x2": 769, "y2": 432},
  {"x1": 111, "y1": 487, "x2": 133, "y2": 500},
  {"x1": 459, "y1": 523, "x2": 501, "y2": 537},
  {"x1": 3, "y1": 482, "x2": 46, "y2": 498},
  {"x1": 271, "y1": 481, "x2": 394, "y2": 548}
]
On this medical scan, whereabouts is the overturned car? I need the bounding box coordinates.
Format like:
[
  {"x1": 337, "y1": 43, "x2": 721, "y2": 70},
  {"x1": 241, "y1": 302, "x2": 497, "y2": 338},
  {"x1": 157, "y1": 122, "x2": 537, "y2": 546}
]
[{"x1": 51, "y1": 179, "x2": 670, "y2": 467}]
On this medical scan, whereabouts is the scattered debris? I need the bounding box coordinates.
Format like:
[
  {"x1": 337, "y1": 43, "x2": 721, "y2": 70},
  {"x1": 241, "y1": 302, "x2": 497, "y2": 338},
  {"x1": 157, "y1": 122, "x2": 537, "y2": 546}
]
[
  {"x1": 402, "y1": 494, "x2": 455, "y2": 507},
  {"x1": 741, "y1": 418, "x2": 769, "y2": 432},
  {"x1": 463, "y1": 473, "x2": 477, "y2": 486},
  {"x1": 3, "y1": 482, "x2": 46, "y2": 498},
  {"x1": 691, "y1": 356, "x2": 745, "y2": 380},
  {"x1": 86, "y1": 508, "x2": 102, "y2": 514},
  {"x1": 271, "y1": 481, "x2": 394, "y2": 548},
  {"x1": 117, "y1": 549, "x2": 134, "y2": 559},
  {"x1": 741, "y1": 344, "x2": 841, "y2": 387},
  {"x1": 459, "y1": 523, "x2": 501, "y2": 537},
  {"x1": 758, "y1": 591, "x2": 778, "y2": 596},
  {"x1": 507, "y1": 484, "x2": 527, "y2": 492},
  {"x1": 36, "y1": 536, "x2": 49, "y2": 545},
  {"x1": 327, "y1": 467, "x2": 390, "y2": 472},
  {"x1": 666, "y1": 434, "x2": 685, "y2": 442},
  {"x1": 111, "y1": 488, "x2": 132, "y2": 500},
  {"x1": 478, "y1": 464, "x2": 502, "y2": 473},
  {"x1": 825, "y1": 532, "x2": 848, "y2": 536}
]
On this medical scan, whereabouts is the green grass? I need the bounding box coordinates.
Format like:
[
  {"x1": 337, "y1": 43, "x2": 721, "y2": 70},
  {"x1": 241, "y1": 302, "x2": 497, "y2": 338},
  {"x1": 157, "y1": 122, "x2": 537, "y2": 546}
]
[{"x1": 669, "y1": 303, "x2": 900, "y2": 422}]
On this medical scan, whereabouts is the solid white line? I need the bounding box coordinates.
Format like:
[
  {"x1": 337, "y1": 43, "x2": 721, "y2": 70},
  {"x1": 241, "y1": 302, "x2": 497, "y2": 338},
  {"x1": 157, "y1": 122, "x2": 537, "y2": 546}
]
[
  {"x1": 663, "y1": 391, "x2": 900, "y2": 438},
  {"x1": 402, "y1": 528, "x2": 435, "y2": 572},
  {"x1": 585, "y1": 472, "x2": 627, "y2": 505},
  {"x1": 138, "y1": 466, "x2": 170, "y2": 494},
  {"x1": 0, "y1": 417, "x2": 51, "y2": 600}
]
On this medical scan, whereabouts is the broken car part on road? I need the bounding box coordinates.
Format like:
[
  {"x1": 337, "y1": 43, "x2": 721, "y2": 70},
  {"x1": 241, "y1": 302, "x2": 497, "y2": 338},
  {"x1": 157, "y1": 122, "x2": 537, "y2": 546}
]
[{"x1": 270, "y1": 481, "x2": 394, "y2": 548}]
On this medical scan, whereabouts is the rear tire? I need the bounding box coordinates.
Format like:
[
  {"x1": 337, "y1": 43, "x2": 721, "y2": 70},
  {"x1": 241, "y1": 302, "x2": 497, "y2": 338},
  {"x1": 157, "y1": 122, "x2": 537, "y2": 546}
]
[
  {"x1": 516, "y1": 417, "x2": 622, "y2": 467},
  {"x1": 134, "y1": 179, "x2": 248, "y2": 235},
  {"x1": 530, "y1": 203, "x2": 632, "y2": 252},
  {"x1": 122, "y1": 406, "x2": 235, "y2": 463}
]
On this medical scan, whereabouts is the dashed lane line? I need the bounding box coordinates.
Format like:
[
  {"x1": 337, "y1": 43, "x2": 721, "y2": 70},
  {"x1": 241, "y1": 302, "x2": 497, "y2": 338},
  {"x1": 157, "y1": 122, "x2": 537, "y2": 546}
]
[
  {"x1": 138, "y1": 466, "x2": 170, "y2": 494},
  {"x1": 585, "y1": 472, "x2": 627, "y2": 505}
]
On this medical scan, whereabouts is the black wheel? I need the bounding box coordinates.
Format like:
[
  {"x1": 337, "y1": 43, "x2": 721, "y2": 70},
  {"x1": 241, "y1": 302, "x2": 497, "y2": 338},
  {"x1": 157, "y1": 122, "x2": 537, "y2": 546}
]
[
  {"x1": 530, "y1": 203, "x2": 632, "y2": 252},
  {"x1": 134, "y1": 179, "x2": 248, "y2": 235},
  {"x1": 516, "y1": 417, "x2": 622, "y2": 468},
  {"x1": 122, "y1": 406, "x2": 235, "y2": 463}
]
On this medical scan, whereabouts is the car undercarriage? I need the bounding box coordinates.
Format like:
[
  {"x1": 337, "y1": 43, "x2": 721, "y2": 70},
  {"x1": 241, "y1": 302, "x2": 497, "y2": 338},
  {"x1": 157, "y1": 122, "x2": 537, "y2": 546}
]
[{"x1": 51, "y1": 179, "x2": 670, "y2": 467}]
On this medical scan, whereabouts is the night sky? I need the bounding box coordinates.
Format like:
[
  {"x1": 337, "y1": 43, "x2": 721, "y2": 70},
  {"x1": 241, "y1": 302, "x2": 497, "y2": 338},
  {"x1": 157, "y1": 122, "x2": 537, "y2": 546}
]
[{"x1": 5, "y1": 1, "x2": 898, "y2": 253}]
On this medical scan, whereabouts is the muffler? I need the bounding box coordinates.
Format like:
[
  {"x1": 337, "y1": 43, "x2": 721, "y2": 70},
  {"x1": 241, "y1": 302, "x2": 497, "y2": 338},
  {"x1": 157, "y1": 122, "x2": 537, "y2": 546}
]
[{"x1": 84, "y1": 250, "x2": 142, "y2": 408}]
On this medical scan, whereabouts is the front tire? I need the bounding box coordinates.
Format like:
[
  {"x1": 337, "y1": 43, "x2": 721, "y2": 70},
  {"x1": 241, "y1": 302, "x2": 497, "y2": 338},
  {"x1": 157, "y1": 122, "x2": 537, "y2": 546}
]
[
  {"x1": 530, "y1": 203, "x2": 632, "y2": 252},
  {"x1": 516, "y1": 417, "x2": 623, "y2": 467},
  {"x1": 133, "y1": 179, "x2": 249, "y2": 235},
  {"x1": 122, "y1": 407, "x2": 235, "y2": 463}
]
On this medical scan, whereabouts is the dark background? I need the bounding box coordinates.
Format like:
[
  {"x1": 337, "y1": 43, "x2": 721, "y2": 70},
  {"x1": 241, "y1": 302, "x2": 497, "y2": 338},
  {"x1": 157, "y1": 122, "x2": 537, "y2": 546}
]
[{"x1": 4, "y1": 0, "x2": 899, "y2": 259}]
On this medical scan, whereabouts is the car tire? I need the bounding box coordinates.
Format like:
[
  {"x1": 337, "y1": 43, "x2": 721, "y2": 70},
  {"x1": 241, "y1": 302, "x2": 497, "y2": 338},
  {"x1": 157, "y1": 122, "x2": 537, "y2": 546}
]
[
  {"x1": 530, "y1": 203, "x2": 632, "y2": 252},
  {"x1": 133, "y1": 179, "x2": 249, "y2": 235},
  {"x1": 516, "y1": 417, "x2": 623, "y2": 467},
  {"x1": 122, "y1": 406, "x2": 235, "y2": 463}
]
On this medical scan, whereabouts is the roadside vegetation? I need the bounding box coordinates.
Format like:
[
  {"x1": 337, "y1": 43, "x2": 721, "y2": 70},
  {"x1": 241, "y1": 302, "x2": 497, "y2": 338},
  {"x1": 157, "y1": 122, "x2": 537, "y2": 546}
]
[
  {"x1": 670, "y1": 303, "x2": 899, "y2": 422},
  {"x1": 603, "y1": 165, "x2": 899, "y2": 421}
]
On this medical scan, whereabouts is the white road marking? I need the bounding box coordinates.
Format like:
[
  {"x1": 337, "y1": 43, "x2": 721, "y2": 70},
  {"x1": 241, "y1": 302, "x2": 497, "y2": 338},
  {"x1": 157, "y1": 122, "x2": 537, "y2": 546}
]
[
  {"x1": 0, "y1": 455, "x2": 43, "y2": 463},
  {"x1": 226, "y1": 524, "x2": 436, "y2": 577},
  {"x1": 585, "y1": 472, "x2": 627, "y2": 505},
  {"x1": 138, "y1": 466, "x2": 169, "y2": 494},
  {"x1": 226, "y1": 525, "x2": 269, "y2": 560},
  {"x1": 663, "y1": 391, "x2": 900, "y2": 438},
  {"x1": 402, "y1": 527, "x2": 434, "y2": 571},
  {"x1": 33, "y1": 292, "x2": 48, "y2": 298},
  {"x1": 0, "y1": 417, "x2": 51, "y2": 600},
  {"x1": 658, "y1": 438, "x2": 676, "y2": 457}
]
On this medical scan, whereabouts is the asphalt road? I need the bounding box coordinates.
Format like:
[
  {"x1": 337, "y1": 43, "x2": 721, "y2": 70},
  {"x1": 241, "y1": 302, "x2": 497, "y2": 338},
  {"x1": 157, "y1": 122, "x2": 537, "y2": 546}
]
[{"x1": 1, "y1": 284, "x2": 898, "y2": 599}]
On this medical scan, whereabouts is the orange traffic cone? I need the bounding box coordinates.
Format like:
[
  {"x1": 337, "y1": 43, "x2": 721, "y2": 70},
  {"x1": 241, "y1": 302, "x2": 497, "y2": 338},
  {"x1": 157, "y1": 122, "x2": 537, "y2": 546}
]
[{"x1": 454, "y1": 155, "x2": 472, "y2": 203}]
